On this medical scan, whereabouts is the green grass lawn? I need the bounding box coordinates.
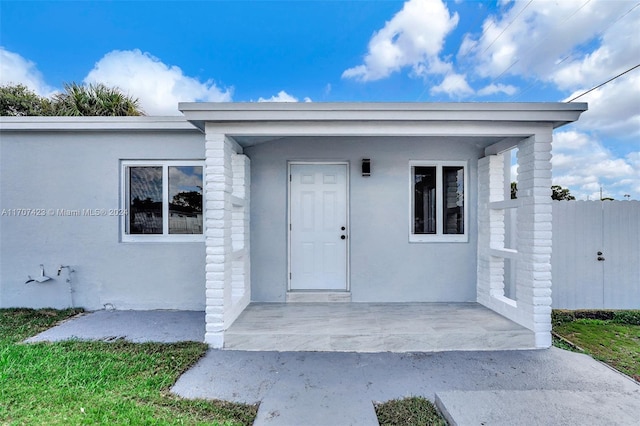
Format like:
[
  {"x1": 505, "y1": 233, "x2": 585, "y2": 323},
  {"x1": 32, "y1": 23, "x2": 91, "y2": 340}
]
[
  {"x1": 552, "y1": 310, "x2": 640, "y2": 382},
  {"x1": 0, "y1": 308, "x2": 257, "y2": 425},
  {"x1": 375, "y1": 397, "x2": 447, "y2": 426}
]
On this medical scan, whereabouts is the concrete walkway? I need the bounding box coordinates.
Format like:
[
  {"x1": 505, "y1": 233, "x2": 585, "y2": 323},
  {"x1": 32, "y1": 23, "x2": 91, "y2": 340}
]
[
  {"x1": 26, "y1": 310, "x2": 640, "y2": 425},
  {"x1": 25, "y1": 310, "x2": 204, "y2": 343},
  {"x1": 173, "y1": 348, "x2": 640, "y2": 426}
]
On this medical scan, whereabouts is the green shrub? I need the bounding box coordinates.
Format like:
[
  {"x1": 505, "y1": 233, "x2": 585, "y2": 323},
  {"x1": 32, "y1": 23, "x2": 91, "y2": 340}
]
[
  {"x1": 552, "y1": 310, "x2": 575, "y2": 326},
  {"x1": 573, "y1": 310, "x2": 615, "y2": 321},
  {"x1": 553, "y1": 310, "x2": 640, "y2": 326},
  {"x1": 613, "y1": 310, "x2": 640, "y2": 325}
]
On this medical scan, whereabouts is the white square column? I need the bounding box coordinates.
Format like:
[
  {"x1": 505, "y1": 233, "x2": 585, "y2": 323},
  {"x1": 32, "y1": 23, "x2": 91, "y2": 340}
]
[
  {"x1": 477, "y1": 154, "x2": 506, "y2": 305},
  {"x1": 477, "y1": 130, "x2": 554, "y2": 348},
  {"x1": 203, "y1": 130, "x2": 250, "y2": 348},
  {"x1": 516, "y1": 132, "x2": 554, "y2": 347}
]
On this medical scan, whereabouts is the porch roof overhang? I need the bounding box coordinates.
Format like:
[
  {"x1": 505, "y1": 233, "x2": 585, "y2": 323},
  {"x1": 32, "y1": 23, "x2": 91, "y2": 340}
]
[{"x1": 179, "y1": 102, "x2": 587, "y2": 151}]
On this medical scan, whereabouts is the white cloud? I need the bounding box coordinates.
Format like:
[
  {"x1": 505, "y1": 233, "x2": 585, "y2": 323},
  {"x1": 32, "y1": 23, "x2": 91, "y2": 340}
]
[
  {"x1": 552, "y1": 130, "x2": 639, "y2": 200},
  {"x1": 83, "y1": 49, "x2": 232, "y2": 115},
  {"x1": 0, "y1": 47, "x2": 57, "y2": 96},
  {"x1": 477, "y1": 83, "x2": 517, "y2": 96},
  {"x1": 342, "y1": 0, "x2": 459, "y2": 81},
  {"x1": 257, "y1": 90, "x2": 311, "y2": 103},
  {"x1": 430, "y1": 73, "x2": 473, "y2": 98},
  {"x1": 564, "y1": 73, "x2": 640, "y2": 140},
  {"x1": 461, "y1": 0, "x2": 639, "y2": 88},
  {"x1": 458, "y1": 0, "x2": 640, "y2": 199}
]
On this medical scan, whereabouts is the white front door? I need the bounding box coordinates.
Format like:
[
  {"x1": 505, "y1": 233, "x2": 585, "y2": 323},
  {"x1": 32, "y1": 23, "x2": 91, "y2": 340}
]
[{"x1": 289, "y1": 163, "x2": 348, "y2": 291}]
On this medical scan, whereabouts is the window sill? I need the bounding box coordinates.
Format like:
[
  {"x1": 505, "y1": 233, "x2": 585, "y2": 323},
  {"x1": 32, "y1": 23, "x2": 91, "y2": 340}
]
[
  {"x1": 409, "y1": 234, "x2": 468, "y2": 243},
  {"x1": 121, "y1": 235, "x2": 205, "y2": 243}
]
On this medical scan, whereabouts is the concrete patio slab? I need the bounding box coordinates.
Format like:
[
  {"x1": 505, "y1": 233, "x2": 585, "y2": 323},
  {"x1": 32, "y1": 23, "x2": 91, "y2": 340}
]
[
  {"x1": 25, "y1": 310, "x2": 204, "y2": 343},
  {"x1": 224, "y1": 302, "x2": 536, "y2": 352}
]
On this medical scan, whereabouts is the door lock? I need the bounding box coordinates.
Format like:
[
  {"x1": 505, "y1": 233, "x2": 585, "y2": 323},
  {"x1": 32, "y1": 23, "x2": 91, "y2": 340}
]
[{"x1": 341, "y1": 226, "x2": 346, "y2": 230}]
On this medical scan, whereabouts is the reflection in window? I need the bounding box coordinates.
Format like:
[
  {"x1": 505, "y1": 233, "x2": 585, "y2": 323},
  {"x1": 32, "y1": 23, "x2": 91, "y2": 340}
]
[
  {"x1": 414, "y1": 166, "x2": 436, "y2": 234},
  {"x1": 124, "y1": 162, "x2": 203, "y2": 238},
  {"x1": 129, "y1": 167, "x2": 163, "y2": 234},
  {"x1": 169, "y1": 166, "x2": 203, "y2": 234},
  {"x1": 443, "y1": 166, "x2": 464, "y2": 234},
  {"x1": 410, "y1": 162, "x2": 466, "y2": 241}
]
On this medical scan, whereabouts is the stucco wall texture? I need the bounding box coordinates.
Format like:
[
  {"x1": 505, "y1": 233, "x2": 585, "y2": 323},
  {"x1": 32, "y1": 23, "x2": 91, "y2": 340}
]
[
  {"x1": 0, "y1": 130, "x2": 206, "y2": 310},
  {"x1": 247, "y1": 136, "x2": 482, "y2": 303}
]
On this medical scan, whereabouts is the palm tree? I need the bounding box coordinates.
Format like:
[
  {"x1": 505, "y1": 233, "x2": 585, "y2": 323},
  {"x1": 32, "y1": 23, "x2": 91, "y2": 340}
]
[{"x1": 52, "y1": 83, "x2": 144, "y2": 116}]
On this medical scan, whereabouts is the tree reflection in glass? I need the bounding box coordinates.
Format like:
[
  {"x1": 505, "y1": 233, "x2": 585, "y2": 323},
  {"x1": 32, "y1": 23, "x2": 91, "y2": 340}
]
[
  {"x1": 130, "y1": 167, "x2": 163, "y2": 234},
  {"x1": 169, "y1": 166, "x2": 203, "y2": 234}
]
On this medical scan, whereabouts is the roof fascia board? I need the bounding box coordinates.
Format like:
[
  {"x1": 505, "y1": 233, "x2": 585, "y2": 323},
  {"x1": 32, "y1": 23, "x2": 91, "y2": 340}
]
[
  {"x1": 179, "y1": 101, "x2": 587, "y2": 113},
  {"x1": 180, "y1": 102, "x2": 587, "y2": 132},
  {"x1": 0, "y1": 116, "x2": 199, "y2": 132}
]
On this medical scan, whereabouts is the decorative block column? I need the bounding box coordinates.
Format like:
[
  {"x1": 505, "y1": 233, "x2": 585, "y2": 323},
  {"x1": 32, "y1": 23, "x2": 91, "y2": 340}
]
[
  {"x1": 516, "y1": 132, "x2": 554, "y2": 347},
  {"x1": 477, "y1": 154, "x2": 506, "y2": 306},
  {"x1": 478, "y1": 130, "x2": 554, "y2": 348},
  {"x1": 203, "y1": 132, "x2": 235, "y2": 348},
  {"x1": 230, "y1": 153, "x2": 251, "y2": 320}
]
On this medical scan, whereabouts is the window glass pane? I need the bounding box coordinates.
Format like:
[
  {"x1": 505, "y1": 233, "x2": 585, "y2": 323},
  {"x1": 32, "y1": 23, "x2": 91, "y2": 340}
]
[
  {"x1": 169, "y1": 166, "x2": 203, "y2": 234},
  {"x1": 129, "y1": 167, "x2": 163, "y2": 234},
  {"x1": 414, "y1": 166, "x2": 437, "y2": 234},
  {"x1": 443, "y1": 166, "x2": 464, "y2": 234}
]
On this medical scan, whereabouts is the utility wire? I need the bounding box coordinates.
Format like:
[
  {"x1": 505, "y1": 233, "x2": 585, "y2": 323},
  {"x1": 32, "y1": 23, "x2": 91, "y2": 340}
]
[
  {"x1": 480, "y1": 0, "x2": 534, "y2": 56},
  {"x1": 566, "y1": 63, "x2": 640, "y2": 102},
  {"x1": 510, "y1": 1, "x2": 640, "y2": 101},
  {"x1": 485, "y1": 0, "x2": 592, "y2": 89}
]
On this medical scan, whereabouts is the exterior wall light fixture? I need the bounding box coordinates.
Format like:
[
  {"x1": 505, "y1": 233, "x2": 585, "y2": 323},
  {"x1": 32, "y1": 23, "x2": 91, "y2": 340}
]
[{"x1": 362, "y1": 158, "x2": 371, "y2": 177}]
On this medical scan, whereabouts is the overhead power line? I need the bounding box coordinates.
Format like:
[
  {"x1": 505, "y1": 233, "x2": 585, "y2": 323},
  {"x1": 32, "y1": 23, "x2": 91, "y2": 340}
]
[
  {"x1": 511, "y1": 1, "x2": 640, "y2": 101},
  {"x1": 480, "y1": 0, "x2": 534, "y2": 56},
  {"x1": 567, "y1": 63, "x2": 640, "y2": 102}
]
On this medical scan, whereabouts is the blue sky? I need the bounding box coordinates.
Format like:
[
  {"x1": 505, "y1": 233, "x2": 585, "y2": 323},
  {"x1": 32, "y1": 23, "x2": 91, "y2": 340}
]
[{"x1": 1, "y1": 0, "x2": 638, "y2": 200}]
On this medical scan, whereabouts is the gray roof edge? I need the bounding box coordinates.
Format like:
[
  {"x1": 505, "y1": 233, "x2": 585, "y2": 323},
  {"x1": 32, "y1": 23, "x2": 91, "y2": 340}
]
[
  {"x1": 179, "y1": 102, "x2": 588, "y2": 130},
  {"x1": 179, "y1": 101, "x2": 588, "y2": 113},
  {"x1": 0, "y1": 116, "x2": 199, "y2": 132}
]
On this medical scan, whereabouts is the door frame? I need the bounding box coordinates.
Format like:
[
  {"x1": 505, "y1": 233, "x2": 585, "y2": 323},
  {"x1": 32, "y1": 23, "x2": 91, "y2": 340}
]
[{"x1": 287, "y1": 161, "x2": 350, "y2": 292}]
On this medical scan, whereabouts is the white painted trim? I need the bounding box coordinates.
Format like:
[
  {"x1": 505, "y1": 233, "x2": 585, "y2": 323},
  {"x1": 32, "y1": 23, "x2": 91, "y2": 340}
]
[
  {"x1": 287, "y1": 161, "x2": 350, "y2": 293},
  {"x1": 180, "y1": 102, "x2": 587, "y2": 134},
  {"x1": 121, "y1": 160, "x2": 205, "y2": 243},
  {"x1": 0, "y1": 116, "x2": 198, "y2": 131},
  {"x1": 408, "y1": 160, "x2": 469, "y2": 243}
]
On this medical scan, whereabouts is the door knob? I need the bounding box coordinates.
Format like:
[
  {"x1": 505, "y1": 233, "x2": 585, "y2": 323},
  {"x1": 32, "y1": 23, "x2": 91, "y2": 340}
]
[
  {"x1": 341, "y1": 235, "x2": 346, "y2": 240},
  {"x1": 597, "y1": 256, "x2": 605, "y2": 261}
]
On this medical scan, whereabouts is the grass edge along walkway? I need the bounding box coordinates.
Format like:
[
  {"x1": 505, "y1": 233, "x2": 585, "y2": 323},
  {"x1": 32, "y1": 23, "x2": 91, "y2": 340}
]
[
  {"x1": 552, "y1": 309, "x2": 640, "y2": 383},
  {"x1": 0, "y1": 308, "x2": 257, "y2": 425}
]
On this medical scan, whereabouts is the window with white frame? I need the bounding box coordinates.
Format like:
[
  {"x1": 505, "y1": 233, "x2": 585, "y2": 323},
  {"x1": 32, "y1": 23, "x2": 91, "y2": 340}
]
[
  {"x1": 122, "y1": 161, "x2": 204, "y2": 241},
  {"x1": 410, "y1": 161, "x2": 467, "y2": 242}
]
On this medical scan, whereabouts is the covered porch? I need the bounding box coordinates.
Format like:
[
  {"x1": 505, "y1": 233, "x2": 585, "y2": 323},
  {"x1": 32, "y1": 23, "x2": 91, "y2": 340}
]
[
  {"x1": 224, "y1": 302, "x2": 535, "y2": 352},
  {"x1": 179, "y1": 102, "x2": 587, "y2": 350}
]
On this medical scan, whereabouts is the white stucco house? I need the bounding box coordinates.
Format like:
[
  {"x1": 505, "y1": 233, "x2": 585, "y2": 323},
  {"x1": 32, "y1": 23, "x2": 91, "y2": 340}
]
[{"x1": 0, "y1": 102, "x2": 587, "y2": 349}]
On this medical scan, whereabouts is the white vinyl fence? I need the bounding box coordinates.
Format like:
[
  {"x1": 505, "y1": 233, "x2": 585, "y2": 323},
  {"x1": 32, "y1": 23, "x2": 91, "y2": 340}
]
[{"x1": 552, "y1": 200, "x2": 640, "y2": 309}]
